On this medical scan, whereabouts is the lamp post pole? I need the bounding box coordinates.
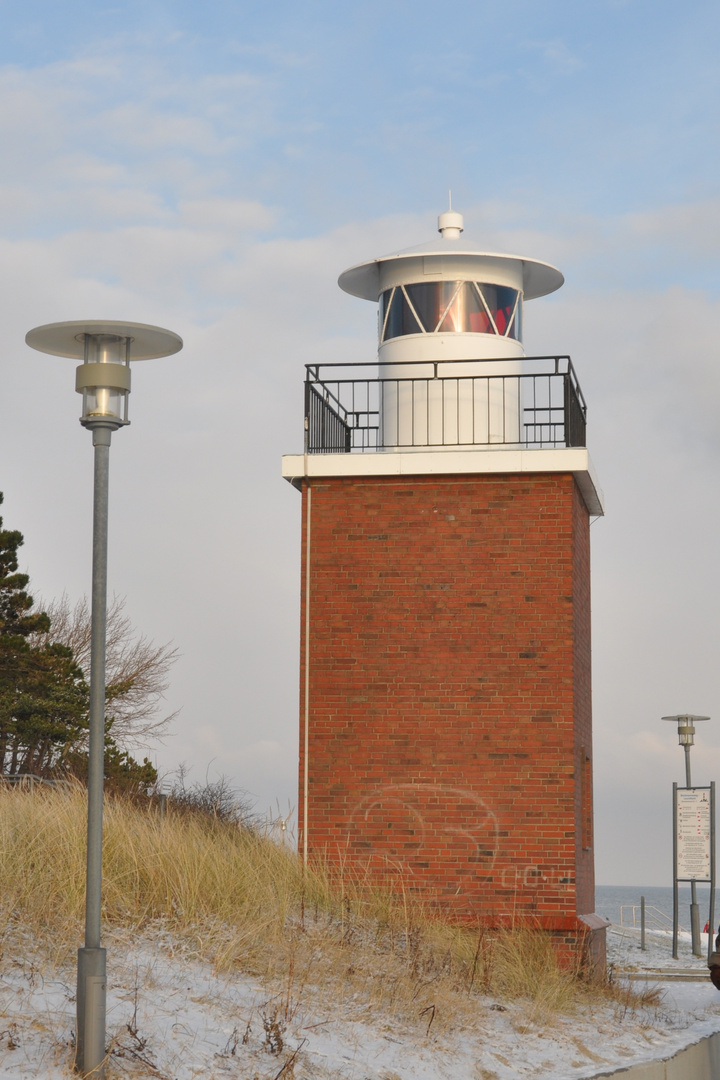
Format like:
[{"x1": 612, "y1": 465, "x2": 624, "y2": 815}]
[
  {"x1": 76, "y1": 419, "x2": 112, "y2": 1073},
  {"x1": 683, "y1": 732, "x2": 701, "y2": 959},
  {"x1": 25, "y1": 321, "x2": 182, "y2": 1077},
  {"x1": 663, "y1": 714, "x2": 710, "y2": 959}
]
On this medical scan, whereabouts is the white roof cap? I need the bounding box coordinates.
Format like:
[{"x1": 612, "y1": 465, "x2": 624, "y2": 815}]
[{"x1": 338, "y1": 214, "x2": 564, "y2": 302}]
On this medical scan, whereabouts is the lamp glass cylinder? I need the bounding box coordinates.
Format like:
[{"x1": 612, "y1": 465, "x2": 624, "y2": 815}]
[
  {"x1": 81, "y1": 386, "x2": 126, "y2": 421},
  {"x1": 79, "y1": 333, "x2": 130, "y2": 425}
]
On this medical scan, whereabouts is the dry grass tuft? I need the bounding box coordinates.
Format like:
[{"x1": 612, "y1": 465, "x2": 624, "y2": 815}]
[{"x1": 0, "y1": 786, "x2": 656, "y2": 1036}]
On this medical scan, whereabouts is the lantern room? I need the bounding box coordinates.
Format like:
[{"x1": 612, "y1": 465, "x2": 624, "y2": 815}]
[{"x1": 338, "y1": 208, "x2": 564, "y2": 365}]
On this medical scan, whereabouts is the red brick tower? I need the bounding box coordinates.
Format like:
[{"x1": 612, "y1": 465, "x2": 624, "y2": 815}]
[{"x1": 283, "y1": 209, "x2": 606, "y2": 962}]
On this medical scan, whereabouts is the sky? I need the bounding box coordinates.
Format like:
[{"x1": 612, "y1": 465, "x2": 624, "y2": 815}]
[{"x1": 1, "y1": 0, "x2": 720, "y2": 889}]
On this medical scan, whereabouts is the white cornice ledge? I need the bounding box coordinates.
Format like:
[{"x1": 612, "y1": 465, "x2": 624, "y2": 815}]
[{"x1": 282, "y1": 447, "x2": 604, "y2": 516}]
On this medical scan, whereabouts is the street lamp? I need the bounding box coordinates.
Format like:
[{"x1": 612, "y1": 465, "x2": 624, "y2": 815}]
[
  {"x1": 662, "y1": 713, "x2": 710, "y2": 958},
  {"x1": 25, "y1": 320, "x2": 182, "y2": 1078}
]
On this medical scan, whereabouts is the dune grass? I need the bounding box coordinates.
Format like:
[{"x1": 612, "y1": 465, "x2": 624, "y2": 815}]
[{"x1": 0, "y1": 785, "x2": 656, "y2": 1036}]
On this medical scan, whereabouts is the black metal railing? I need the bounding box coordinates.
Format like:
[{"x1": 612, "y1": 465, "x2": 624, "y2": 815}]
[
  {"x1": 306, "y1": 383, "x2": 352, "y2": 453},
  {"x1": 304, "y1": 356, "x2": 586, "y2": 453}
]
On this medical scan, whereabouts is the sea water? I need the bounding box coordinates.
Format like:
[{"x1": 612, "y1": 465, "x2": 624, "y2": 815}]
[{"x1": 596, "y1": 884, "x2": 720, "y2": 934}]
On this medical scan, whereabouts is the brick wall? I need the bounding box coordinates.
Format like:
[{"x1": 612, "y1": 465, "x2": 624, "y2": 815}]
[{"x1": 298, "y1": 472, "x2": 596, "y2": 946}]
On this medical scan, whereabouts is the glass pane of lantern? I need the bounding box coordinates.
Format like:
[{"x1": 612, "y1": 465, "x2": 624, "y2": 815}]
[
  {"x1": 438, "y1": 282, "x2": 489, "y2": 333},
  {"x1": 381, "y1": 286, "x2": 423, "y2": 340},
  {"x1": 379, "y1": 288, "x2": 394, "y2": 340},
  {"x1": 477, "y1": 285, "x2": 520, "y2": 338},
  {"x1": 511, "y1": 297, "x2": 522, "y2": 342},
  {"x1": 381, "y1": 288, "x2": 404, "y2": 340},
  {"x1": 405, "y1": 281, "x2": 458, "y2": 332}
]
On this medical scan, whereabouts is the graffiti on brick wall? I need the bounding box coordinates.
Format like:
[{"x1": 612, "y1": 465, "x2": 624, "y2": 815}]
[
  {"x1": 346, "y1": 783, "x2": 499, "y2": 877},
  {"x1": 343, "y1": 784, "x2": 575, "y2": 895},
  {"x1": 498, "y1": 865, "x2": 575, "y2": 890}
]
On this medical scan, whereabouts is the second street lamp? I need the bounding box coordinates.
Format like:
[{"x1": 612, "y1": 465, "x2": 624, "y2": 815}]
[
  {"x1": 25, "y1": 320, "x2": 183, "y2": 1078},
  {"x1": 662, "y1": 713, "x2": 710, "y2": 958}
]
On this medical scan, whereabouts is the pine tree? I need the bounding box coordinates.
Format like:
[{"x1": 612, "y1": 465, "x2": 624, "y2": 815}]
[
  {"x1": 0, "y1": 493, "x2": 158, "y2": 788},
  {"x1": 0, "y1": 492, "x2": 49, "y2": 639},
  {"x1": 0, "y1": 494, "x2": 89, "y2": 776}
]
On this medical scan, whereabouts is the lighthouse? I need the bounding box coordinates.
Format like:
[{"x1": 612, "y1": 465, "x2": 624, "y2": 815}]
[{"x1": 282, "y1": 209, "x2": 607, "y2": 965}]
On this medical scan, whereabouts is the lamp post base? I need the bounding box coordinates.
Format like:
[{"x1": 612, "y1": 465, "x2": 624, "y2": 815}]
[
  {"x1": 691, "y1": 900, "x2": 702, "y2": 957},
  {"x1": 75, "y1": 947, "x2": 106, "y2": 1077}
]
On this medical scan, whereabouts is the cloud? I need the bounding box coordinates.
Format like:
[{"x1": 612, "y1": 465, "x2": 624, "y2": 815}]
[
  {"x1": 625, "y1": 200, "x2": 720, "y2": 258},
  {"x1": 177, "y1": 198, "x2": 276, "y2": 232},
  {"x1": 0, "y1": 45, "x2": 283, "y2": 239}
]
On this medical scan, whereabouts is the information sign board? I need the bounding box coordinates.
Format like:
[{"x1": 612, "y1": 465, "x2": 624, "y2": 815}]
[{"x1": 676, "y1": 787, "x2": 712, "y2": 881}]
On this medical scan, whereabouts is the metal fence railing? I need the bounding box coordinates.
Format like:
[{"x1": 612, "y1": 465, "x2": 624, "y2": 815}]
[
  {"x1": 304, "y1": 356, "x2": 586, "y2": 453},
  {"x1": 620, "y1": 904, "x2": 682, "y2": 934}
]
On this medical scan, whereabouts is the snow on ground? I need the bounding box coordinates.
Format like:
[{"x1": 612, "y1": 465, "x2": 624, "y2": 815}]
[{"x1": 1, "y1": 924, "x2": 720, "y2": 1079}]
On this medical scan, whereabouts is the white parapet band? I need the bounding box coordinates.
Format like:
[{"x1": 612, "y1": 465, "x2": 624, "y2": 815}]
[{"x1": 282, "y1": 446, "x2": 604, "y2": 517}]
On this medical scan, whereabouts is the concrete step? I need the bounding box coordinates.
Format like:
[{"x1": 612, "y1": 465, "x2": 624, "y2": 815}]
[{"x1": 620, "y1": 970, "x2": 710, "y2": 981}]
